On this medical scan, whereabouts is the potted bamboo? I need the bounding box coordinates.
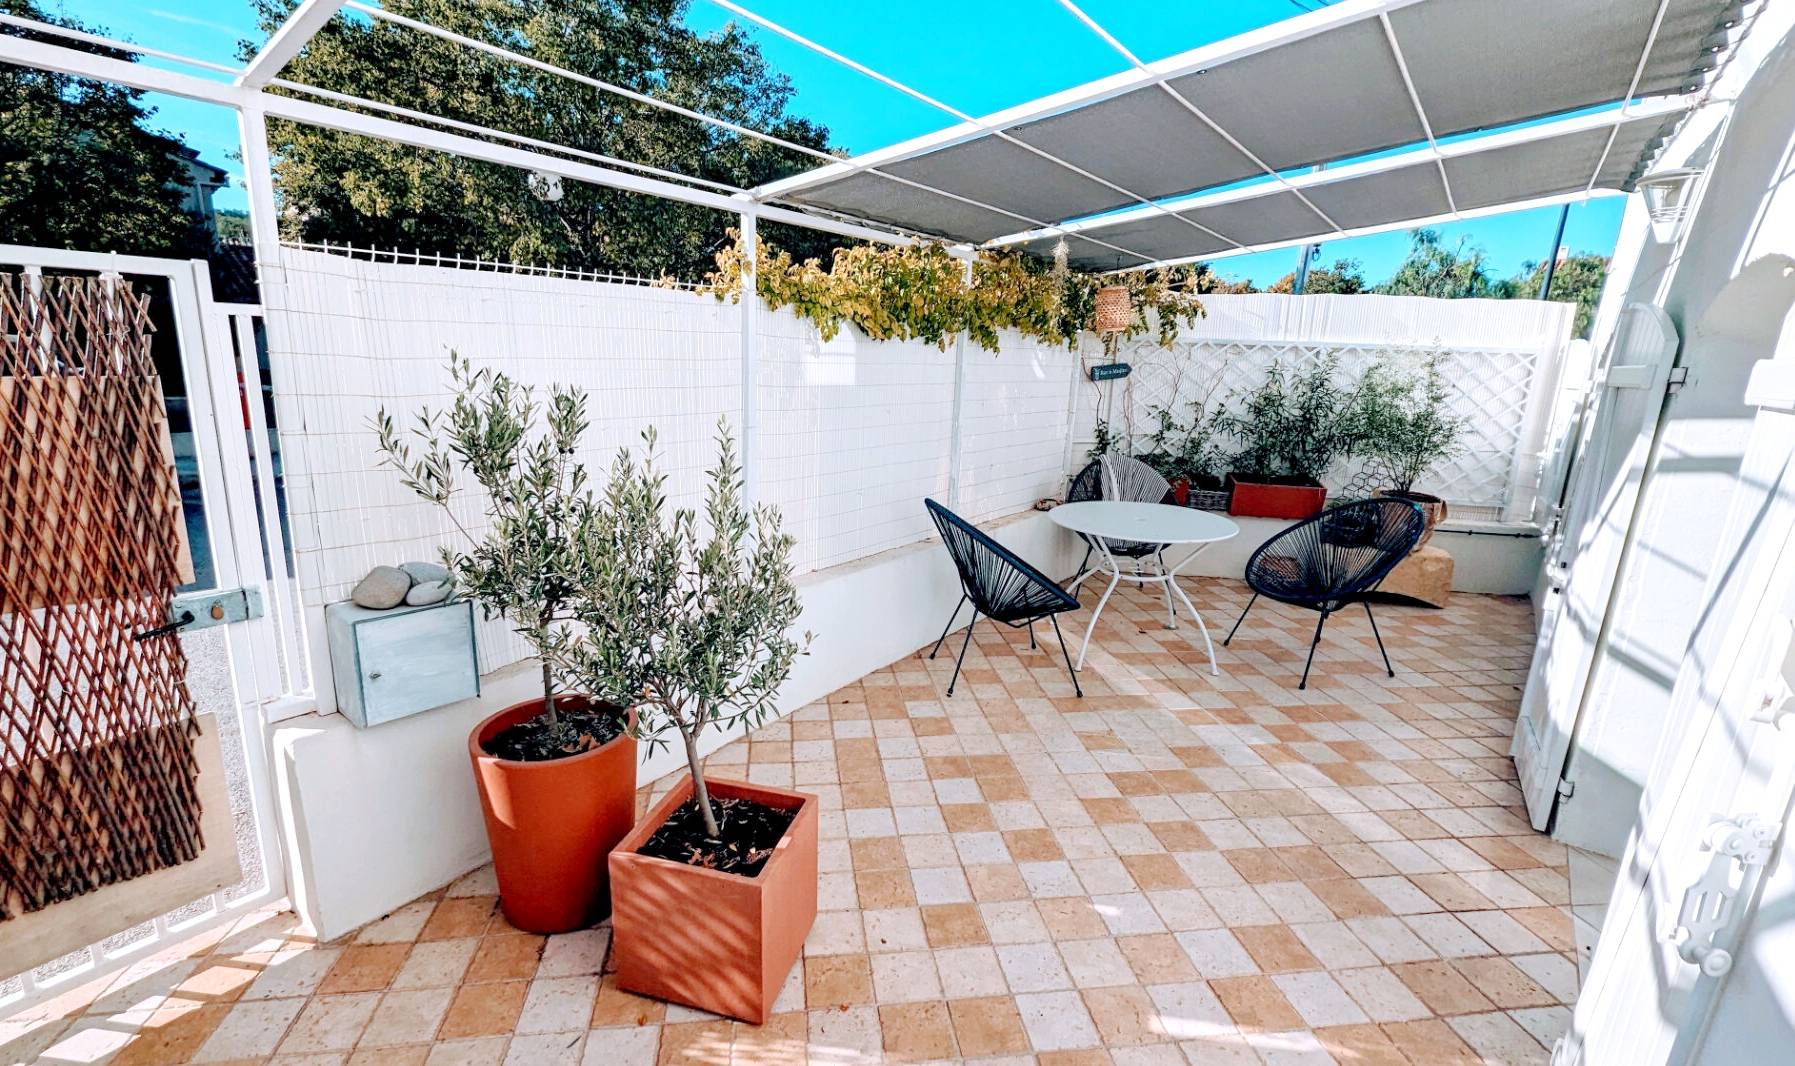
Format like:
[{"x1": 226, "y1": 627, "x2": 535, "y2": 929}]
[
  {"x1": 1139, "y1": 402, "x2": 1227, "y2": 508},
  {"x1": 1221, "y1": 356, "x2": 1356, "y2": 519},
  {"x1": 1355, "y1": 354, "x2": 1466, "y2": 547},
  {"x1": 374, "y1": 354, "x2": 636, "y2": 935},
  {"x1": 557, "y1": 422, "x2": 813, "y2": 1025}
]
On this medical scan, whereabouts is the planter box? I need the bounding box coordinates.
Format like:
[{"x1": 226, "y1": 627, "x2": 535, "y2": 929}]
[
  {"x1": 610, "y1": 777, "x2": 817, "y2": 1024},
  {"x1": 1226, "y1": 474, "x2": 1328, "y2": 520},
  {"x1": 470, "y1": 698, "x2": 637, "y2": 934}
]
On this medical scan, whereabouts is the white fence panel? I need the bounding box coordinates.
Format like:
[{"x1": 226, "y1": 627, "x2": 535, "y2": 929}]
[
  {"x1": 755, "y1": 309, "x2": 955, "y2": 573},
  {"x1": 1076, "y1": 293, "x2": 1576, "y2": 522},
  {"x1": 266, "y1": 248, "x2": 738, "y2": 673},
  {"x1": 957, "y1": 335, "x2": 1083, "y2": 523}
]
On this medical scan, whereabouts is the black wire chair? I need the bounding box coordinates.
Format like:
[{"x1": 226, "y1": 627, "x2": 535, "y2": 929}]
[
  {"x1": 1066, "y1": 455, "x2": 1173, "y2": 582},
  {"x1": 925, "y1": 499, "x2": 1083, "y2": 698},
  {"x1": 1223, "y1": 498, "x2": 1427, "y2": 690}
]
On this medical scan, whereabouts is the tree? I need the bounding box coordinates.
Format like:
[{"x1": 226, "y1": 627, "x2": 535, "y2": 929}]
[
  {"x1": 0, "y1": 0, "x2": 214, "y2": 257},
  {"x1": 1501, "y1": 254, "x2": 1609, "y2": 338},
  {"x1": 252, "y1": 0, "x2": 839, "y2": 280},
  {"x1": 555, "y1": 422, "x2": 806, "y2": 838},
  {"x1": 1184, "y1": 263, "x2": 1259, "y2": 294},
  {"x1": 1268, "y1": 257, "x2": 1366, "y2": 295},
  {"x1": 1375, "y1": 229, "x2": 1496, "y2": 299}
]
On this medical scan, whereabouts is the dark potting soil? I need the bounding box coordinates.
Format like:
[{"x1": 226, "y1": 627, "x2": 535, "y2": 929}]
[
  {"x1": 483, "y1": 707, "x2": 624, "y2": 762},
  {"x1": 637, "y1": 795, "x2": 796, "y2": 877}
]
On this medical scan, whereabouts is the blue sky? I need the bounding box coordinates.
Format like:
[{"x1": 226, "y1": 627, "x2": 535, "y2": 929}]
[{"x1": 52, "y1": 0, "x2": 1627, "y2": 286}]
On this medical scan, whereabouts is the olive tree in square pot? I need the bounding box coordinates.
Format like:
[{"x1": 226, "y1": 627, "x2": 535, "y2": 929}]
[
  {"x1": 374, "y1": 354, "x2": 635, "y2": 935},
  {"x1": 1354, "y1": 354, "x2": 1466, "y2": 547},
  {"x1": 1221, "y1": 355, "x2": 1358, "y2": 520},
  {"x1": 556, "y1": 422, "x2": 812, "y2": 1025}
]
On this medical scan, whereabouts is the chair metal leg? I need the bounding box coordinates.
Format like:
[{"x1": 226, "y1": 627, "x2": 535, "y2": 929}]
[
  {"x1": 1364, "y1": 600, "x2": 1395, "y2": 677},
  {"x1": 1029, "y1": 621, "x2": 1037, "y2": 650},
  {"x1": 1224, "y1": 593, "x2": 1260, "y2": 646},
  {"x1": 1299, "y1": 610, "x2": 1329, "y2": 690},
  {"x1": 1050, "y1": 614, "x2": 1083, "y2": 698},
  {"x1": 947, "y1": 611, "x2": 979, "y2": 697},
  {"x1": 929, "y1": 595, "x2": 967, "y2": 659}
]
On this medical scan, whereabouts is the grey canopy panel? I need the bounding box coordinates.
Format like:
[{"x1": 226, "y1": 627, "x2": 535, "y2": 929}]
[
  {"x1": 1039, "y1": 112, "x2": 1676, "y2": 271},
  {"x1": 764, "y1": 0, "x2": 1742, "y2": 252}
]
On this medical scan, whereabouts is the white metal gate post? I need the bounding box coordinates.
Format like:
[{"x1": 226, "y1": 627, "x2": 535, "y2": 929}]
[
  {"x1": 737, "y1": 201, "x2": 759, "y2": 505},
  {"x1": 947, "y1": 251, "x2": 974, "y2": 507}
]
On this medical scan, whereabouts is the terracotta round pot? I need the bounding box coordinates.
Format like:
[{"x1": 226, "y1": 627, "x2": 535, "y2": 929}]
[
  {"x1": 1378, "y1": 489, "x2": 1448, "y2": 549},
  {"x1": 469, "y1": 695, "x2": 637, "y2": 934}
]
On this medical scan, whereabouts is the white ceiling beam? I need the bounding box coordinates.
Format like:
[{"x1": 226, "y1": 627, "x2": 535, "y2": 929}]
[
  {"x1": 750, "y1": 0, "x2": 1428, "y2": 202},
  {"x1": 1587, "y1": 0, "x2": 1674, "y2": 190},
  {"x1": 341, "y1": 1, "x2": 1154, "y2": 262},
  {"x1": 237, "y1": 0, "x2": 347, "y2": 88},
  {"x1": 986, "y1": 98, "x2": 1691, "y2": 251},
  {"x1": 1378, "y1": 11, "x2": 1457, "y2": 216},
  {"x1": 1113, "y1": 189, "x2": 1629, "y2": 273},
  {"x1": 707, "y1": 0, "x2": 1236, "y2": 254},
  {"x1": 0, "y1": 27, "x2": 923, "y2": 249}
]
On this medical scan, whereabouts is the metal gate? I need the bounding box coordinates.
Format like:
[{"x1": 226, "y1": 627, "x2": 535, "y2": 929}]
[{"x1": 0, "y1": 245, "x2": 297, "y2": 1017}]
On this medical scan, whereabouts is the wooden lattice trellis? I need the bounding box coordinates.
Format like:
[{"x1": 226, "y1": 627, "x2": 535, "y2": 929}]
[{"x1": 0, "y1": 272, "x2": 202, "y2": 920}]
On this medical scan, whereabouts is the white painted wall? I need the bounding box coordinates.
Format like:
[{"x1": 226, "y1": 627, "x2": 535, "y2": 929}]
[{"x1": 1545, "y1": 5, "x2": 1795, "y2": 858}]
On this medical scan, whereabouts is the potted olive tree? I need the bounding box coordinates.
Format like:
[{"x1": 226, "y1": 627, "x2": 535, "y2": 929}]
[
  {"x1": 1220, "y1": 354, "x2": 1358, "y2": 519},
  {"x1": 374, "y1": 354, "x2": 636, "y2": 935},
  {"x1": 1355, "y1": 353, "x2": 1466, "y2": 545},
  {"x1": 555, "y1": 421, "x2": 812, "y2": 1025}
]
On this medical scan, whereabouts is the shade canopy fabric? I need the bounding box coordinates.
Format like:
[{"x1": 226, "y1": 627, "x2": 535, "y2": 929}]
[{"x1": 752, "y1": 0, "x2": 1749, "y2": 267}]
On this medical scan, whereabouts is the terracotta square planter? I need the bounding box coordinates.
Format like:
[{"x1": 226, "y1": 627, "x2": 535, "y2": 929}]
[
  {"x1": 609, "y1": 777, "x2": 817, "y2": 1024},
  {"x1": 1226, "y1": 473, "x2": 1328, "y2": 520}
]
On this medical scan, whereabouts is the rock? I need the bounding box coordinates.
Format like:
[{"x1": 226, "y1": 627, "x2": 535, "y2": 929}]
[
  {"x1": 351, "y1": 565, "x2": 412, "y2": 609},
  {"x1": 400, "y1": 560, "x2": 450, "y2": 585},
  {"x1": 404, "y1": 580, "x2": 451, "y2": 607}
]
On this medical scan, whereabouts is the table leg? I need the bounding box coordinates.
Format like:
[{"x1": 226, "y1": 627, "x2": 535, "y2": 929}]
[
  {"x1": 1163, "y1": 545, "x2": 1220, "y2": 676},
  {"x1": 1078, "y1": 568, "x2": 1121, "y2": 672},
  {"x1": 1157, "y1": 550, "x2": 1176, "y2": 630}
]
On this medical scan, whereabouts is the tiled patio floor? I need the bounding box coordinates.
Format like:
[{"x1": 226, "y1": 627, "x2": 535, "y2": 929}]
[{"x1": 4, "y1": 578, "x2": 1571, "y2": 1066}]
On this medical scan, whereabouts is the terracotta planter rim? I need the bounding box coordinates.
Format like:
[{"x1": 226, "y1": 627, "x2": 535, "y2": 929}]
[
  {"x1": 1226, "y1": 471, "x2": 1325, "y2": 488},
  {"x1": 616, "y1": 775, "x2": 813, "y2": 886},
  {"x1": 469, "y1": 695, "x2": 636, "y2": 770}
]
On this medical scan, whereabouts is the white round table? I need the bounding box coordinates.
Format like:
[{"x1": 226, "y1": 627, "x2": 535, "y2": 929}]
[{"x1": 1048, "y1": 501, "x2": 1240, "y2": 675}]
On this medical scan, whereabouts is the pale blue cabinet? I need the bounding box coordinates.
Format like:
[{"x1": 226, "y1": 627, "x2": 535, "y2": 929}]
[{"x1": 325, "y1": 600, "x2": 480, "y2": 727}]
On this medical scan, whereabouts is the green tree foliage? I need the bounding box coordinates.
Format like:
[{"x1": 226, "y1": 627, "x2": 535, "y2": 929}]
[
  {"x1": 553, "y1": 422, "x2": 806, "y2": 838},
  {"x1": 1499, "y1": 254, "x2": 1609, "y2": 338},
  {"x1": 1375, "y1": 229, "x2": 1497, "y2": 299},
  {"x1": 374, "y1": 354, "x2": 600, "y2": 730},
  {"x1": 1268, "y1": 258, "x2": 1366, "y2": 295},
  {"x1": 253, "y1": 0, "x2": 838, "y2": 279},
  {"x1": 0, "y1": 0, "x2": 213, "y2": 257}
]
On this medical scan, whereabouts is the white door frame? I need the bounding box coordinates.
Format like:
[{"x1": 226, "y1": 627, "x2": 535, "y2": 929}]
[{"x1": 0, "y1": 245, "x2": 295, "y2": 1014}]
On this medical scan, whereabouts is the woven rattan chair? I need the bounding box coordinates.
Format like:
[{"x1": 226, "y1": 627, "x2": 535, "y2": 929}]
[
  {"x1": 1066, "y1": 454, "x2": 1173, "y2": 583},
  {"x1": 1223, "y1": 498, "x2": 1426, "y2": 689},
  {"x1": 925, "y1": 499, "x2": 1082, "y2": 698}
]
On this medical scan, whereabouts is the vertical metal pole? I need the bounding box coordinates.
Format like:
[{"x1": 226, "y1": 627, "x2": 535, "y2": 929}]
[
  {"x1": 238, "y1": 106, "x2": 283, "y2": 286},
  {"x1": 1540, "y1": 202, "x2": 1571, "y2": 300},
  {"x1": 1293, "y1": 243, "x2": 1316, "y2": 295},
  {"x1": 947, "y1": 252, "x2": 974, "y2": 507},
  {"x1": 737, "y1": 203, "x2": 759, "y2": 506}
]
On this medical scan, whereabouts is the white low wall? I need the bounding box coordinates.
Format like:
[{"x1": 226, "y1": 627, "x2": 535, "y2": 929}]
[
  {"x1": 273, "y1": 509, "x2": 1083, "y2": 940},
  {"x1": 1174, "y1": 516, "x2": 1542, "y2": 595}
]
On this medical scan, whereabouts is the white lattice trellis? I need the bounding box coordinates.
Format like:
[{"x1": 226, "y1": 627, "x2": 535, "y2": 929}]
[{"x1": 1084, "y1": 336, "x2": 1552, "y2": 522}]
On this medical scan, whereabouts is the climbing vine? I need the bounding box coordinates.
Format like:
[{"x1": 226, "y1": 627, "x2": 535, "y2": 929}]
[{"x1": 700, "y1": 232, "x2": 1205, "y2": 354}]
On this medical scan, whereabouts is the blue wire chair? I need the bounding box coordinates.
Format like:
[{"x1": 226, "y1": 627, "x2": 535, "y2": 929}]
[
  {"x1": 925, "y1": 499, "x2": 1082, "y2": 698},
  {"x1": 1223, "y1": 498, "x2": 1426, "y2": 689}
]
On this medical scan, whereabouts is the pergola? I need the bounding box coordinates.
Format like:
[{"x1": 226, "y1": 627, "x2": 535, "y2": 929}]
[{"x1": 0, "y1": 0, "x2": 1763, "y2": 279}]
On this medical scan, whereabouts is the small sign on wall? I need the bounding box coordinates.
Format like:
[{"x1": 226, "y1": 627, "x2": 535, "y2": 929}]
[{"x1": 1088, "y1": 362, "x2": 1132, "y2": 382}]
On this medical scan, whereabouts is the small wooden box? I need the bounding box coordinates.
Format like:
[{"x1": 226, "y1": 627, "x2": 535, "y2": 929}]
[{"x1": 325, "y1": 600, "x2": 480, "y2": 728}]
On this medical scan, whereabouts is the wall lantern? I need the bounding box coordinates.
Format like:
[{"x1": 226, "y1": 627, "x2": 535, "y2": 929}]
[
  {"x1": 1636, "y1": 166, "x2": 1703, "y2": 244},
  {"x1": 1094, "y1": 284, "x2": 1132, "y2": 334}
]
